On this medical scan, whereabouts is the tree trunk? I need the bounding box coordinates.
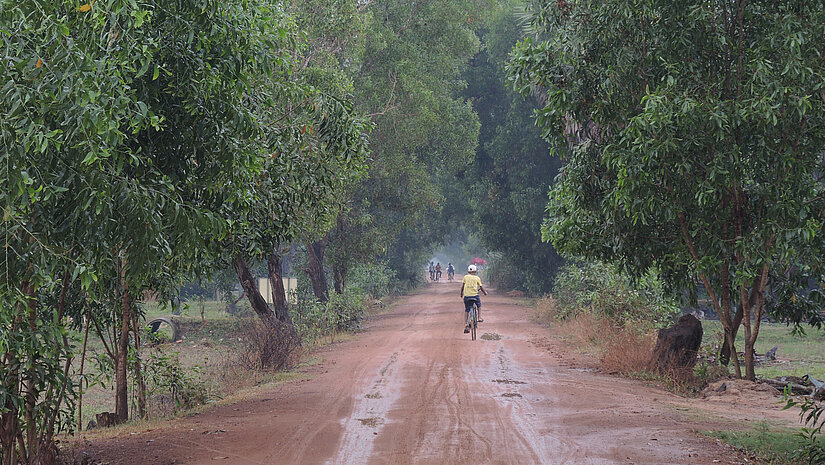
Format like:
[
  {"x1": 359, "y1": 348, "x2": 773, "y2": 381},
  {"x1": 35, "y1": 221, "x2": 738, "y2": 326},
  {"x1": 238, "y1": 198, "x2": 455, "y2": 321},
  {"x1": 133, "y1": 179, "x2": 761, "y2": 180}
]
[
  {"x1": 232, "y1": 253, "x2": 278, "y2": 328},
  {"x1": 719, "y1": 275, "x2": 762, "y2": 377},
  {"x1": 23, "y1": 282, "x2": 38, "y2": 456},
  {"x1": 78, "y1": 314, "x2": 91, "y2": 431},
  {"x1": 743, "y1": 264, "x2": 770, "y2": 381},
  {"x1": 132, "y1": 314, "x2": 147, "y2": 419},
  {"x1": 267, "y1": 249, "x2": 293, "y2": 324},
  {"x1": 0, "y1": 371, "x2": 18, "y2": 464},
  {"x1": 719, "y1": 303, "x2": 743, "y2": 366},
  {"x1": 0, "y1": 290, "x2": 23, "y2": 465},
  {"x1": 115, "y1": 255, "x2": 131, "y2": 422},
  {"x1": 332, "y1": 216, "x2": 346, "y2": 295},
  {"x1": 333, "y1": 263, "x2": 346, "y2": 295},
  {"x1": 305, "y1": 239, "x2": 329, "y2": 302},
  {"x1": 743, "y1": 331, "x2": 756, "y2": 380}
]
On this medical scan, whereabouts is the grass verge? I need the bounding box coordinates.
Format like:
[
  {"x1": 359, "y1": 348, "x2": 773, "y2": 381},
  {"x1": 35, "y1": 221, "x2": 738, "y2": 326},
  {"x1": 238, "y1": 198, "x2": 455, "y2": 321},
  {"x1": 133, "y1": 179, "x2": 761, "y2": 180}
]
[
  {"x1": 701, "y1": 320, "x2": 825, "y2": 380},
  {"x1": 703, "y1": 423, "x2": 825, "y2": 465}
]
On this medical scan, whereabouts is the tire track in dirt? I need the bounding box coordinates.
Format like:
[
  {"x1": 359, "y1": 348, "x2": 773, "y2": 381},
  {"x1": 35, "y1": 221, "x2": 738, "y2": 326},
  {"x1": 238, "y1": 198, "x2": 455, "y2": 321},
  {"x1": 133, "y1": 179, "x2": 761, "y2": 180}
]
[
  {"x1": 328, "y1": 350, "x2": 404, "y2": 464},
  {"x1": 480, "y1": 343, "x2": 585, "y2": 464}
]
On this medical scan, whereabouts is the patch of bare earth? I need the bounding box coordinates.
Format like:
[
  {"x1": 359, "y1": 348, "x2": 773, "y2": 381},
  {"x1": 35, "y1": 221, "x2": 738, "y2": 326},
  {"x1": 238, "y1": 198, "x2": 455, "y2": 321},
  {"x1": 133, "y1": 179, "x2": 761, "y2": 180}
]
[{"x1": 67, "y1": 284, "x2": 775, "y2": 464}]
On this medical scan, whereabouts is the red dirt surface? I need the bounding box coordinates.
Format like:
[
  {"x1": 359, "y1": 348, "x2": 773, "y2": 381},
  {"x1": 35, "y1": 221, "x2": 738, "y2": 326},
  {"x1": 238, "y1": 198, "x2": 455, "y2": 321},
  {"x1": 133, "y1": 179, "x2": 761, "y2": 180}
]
[{"x1": 72, "y1": 284, "x2": 763, "y2": 464}]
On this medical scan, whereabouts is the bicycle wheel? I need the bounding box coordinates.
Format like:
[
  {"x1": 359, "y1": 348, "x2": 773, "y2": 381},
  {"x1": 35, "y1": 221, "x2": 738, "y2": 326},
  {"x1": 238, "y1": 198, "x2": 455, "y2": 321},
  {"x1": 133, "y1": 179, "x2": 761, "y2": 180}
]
[{"x1": 470, "y1": 305, "x2": 477, "y2": 341}]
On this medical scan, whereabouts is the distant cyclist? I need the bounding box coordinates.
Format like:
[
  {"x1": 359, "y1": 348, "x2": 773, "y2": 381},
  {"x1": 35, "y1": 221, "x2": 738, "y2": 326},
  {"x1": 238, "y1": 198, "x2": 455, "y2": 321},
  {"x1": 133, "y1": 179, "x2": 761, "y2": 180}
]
[
  {"x1": 460, "y1": 264, "x2": 487, "y2": 333},
  {"x1": 447, "y1": 263, "x2": 455, "y2": 281},
  {"x1": 435, "y1": 262, "x2": 442, "y2": 281},
  {"x1": 428, "y1": 262, "x2": 435, "y2": 281}
]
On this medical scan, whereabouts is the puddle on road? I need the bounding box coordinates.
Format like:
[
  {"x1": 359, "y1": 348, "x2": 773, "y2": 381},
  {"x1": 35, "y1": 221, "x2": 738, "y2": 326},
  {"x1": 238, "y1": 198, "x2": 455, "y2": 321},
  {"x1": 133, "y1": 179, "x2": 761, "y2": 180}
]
[
  {"x1": 357, "y1": 417, "x2": 383, "y2": 427},
  {"x1": 492, "y1": 378, "x2": 527, "y2": 385},
  {"x1": 480, "y1": 333, "x2": 501, "y2": 340}
]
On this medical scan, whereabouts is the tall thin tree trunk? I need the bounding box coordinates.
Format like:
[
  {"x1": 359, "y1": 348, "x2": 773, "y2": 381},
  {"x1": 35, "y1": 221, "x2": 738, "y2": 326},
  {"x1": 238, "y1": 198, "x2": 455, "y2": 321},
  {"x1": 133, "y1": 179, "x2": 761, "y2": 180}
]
[
  {"x1": 741, "y1": 280, "x2": 756, "y2": 380},
  {"x1": 742, "y1": 264, "x2": 770, "y2": 380},
  {"x1": 267, "y1": 248, "x2": 292, "y2": 324},
  {"x1": 23, "y1": 282, "x2": 37, "y2": 457},
  {"x1": 719, "y1": 303, "x2": 743, "y2": 366},
  {"x1": 115, "y1": 254, "x2": 131, "y2": 422},
  {"x1": 332, "y1": 216, "x2": 346, "y2": 295},
  {"x1": 720, "y1": 273, "x2": 764, "y2": 374},
  {"x1": 232, "y1": 253, "x2": 278, "y2": 328},
  {"x1": 78, "y1": 313, "x2": 91, "y2": 431},
  {"x1": 0, "y1": 295, "x2": 21, "y2": 465},
  {"x1": 333, "y1": 263, "x2": 346, "y2": 295},
  {"x1": 305, "y1": 239, "x2": 329, "y2": 302},
  {"x1": 132, "y1": 314, "x2": 147, "y2": 419}
]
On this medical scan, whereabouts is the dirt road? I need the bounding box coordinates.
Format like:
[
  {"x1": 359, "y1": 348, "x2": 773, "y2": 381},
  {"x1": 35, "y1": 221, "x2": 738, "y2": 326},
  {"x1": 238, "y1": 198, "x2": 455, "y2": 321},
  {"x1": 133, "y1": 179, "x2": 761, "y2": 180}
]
[{"x1": 81, "y1": 283, "x2": 748, "y2": 464}]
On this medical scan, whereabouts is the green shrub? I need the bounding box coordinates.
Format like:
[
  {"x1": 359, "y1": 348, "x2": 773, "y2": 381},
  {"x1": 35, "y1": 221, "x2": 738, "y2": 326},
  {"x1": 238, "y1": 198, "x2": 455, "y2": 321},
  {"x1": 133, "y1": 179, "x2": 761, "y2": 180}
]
[
  {"x1": 784, "y1": 393, "x2": 825, "y2": 464},
  {"x1": 552, "y1": 260, "x2": 678, "y2": 330},
  {"x1": 290, "y1": 292, "x2": 368, "y2": 343},
  {"x1": 143, "y1": 349, "x2": 210, "y2": 413},
  {"x1": 347, "y1": 263, "x2": 396, "y2": 298}
]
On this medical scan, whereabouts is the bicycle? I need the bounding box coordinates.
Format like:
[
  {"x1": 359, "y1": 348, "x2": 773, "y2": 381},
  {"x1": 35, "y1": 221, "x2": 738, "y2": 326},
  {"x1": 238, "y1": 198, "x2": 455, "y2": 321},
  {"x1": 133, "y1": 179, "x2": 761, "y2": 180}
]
[
  {"x1": 467, "y1": 301, "x2": 478, "y2": 341},
  {"x1": 447, "y1": 271, "x2": 455, "y2": 282}
]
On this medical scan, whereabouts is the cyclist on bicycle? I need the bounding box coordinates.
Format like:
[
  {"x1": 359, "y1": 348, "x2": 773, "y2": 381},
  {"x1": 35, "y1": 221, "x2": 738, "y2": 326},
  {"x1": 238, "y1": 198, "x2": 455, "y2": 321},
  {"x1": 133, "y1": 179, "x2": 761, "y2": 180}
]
[
  {"x1": 428, "y1": 262, "x2": 435, "y2": 281},
  {"x1": 447, "y1": 263, "x2": 455, "y2": 281},
  {"x1": 460, "y1": 264, "x2": 487, "y2": 333},
  {"x1": 435, "y1": 262, "x2": 442, "y2": 281}
]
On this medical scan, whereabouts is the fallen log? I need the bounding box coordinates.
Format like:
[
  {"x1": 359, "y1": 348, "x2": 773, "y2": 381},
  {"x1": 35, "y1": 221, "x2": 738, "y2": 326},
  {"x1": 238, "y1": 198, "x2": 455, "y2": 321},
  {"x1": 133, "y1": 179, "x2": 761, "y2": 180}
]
[
  {"x1": 761, "y1": 378, "x2": 813, "y2": 396},
  {"x1": 761, "y1": 375, "x2": 825, "y2": 399}
]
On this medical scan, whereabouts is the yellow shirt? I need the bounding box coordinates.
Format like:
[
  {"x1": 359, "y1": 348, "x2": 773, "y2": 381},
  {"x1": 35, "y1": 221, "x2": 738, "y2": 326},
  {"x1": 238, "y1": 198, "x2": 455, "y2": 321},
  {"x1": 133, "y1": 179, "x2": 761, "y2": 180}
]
[{"x1": 462, "y1": 274, "x2": 482, "y2": 297}]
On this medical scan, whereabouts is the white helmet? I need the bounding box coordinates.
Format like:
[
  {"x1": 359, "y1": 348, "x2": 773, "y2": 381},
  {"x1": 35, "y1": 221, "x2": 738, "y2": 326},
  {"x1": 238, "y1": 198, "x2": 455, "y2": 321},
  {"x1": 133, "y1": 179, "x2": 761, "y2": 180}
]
[{"x1": 467, "y1": 264, "x2": 477, "y2": 272}]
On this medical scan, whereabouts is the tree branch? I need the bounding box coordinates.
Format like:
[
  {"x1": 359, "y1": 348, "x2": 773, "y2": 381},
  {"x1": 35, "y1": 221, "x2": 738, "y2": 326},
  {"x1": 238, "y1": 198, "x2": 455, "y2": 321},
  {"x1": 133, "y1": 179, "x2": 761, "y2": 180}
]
[
  {"x1": 367, "y1": 73, "x2": 398, "y2": 118},
  {"x1": 678, "y1": 211, "x2": 727, "y2": 322},
  {"x1": 396, "y1": 0, "x2": 430, "y2": 37},
  {"x1": 357, "y1": 0, "x2": 377, "y2": 12}
]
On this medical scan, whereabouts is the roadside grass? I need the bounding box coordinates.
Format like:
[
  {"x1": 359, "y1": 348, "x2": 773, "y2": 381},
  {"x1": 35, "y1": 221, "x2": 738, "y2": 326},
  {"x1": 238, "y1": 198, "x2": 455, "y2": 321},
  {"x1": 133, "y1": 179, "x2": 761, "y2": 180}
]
[
  {"x1": 143, "y1": 297, "x2": 243, "y2": 322},
  {"x1": 532, "y1": 296, "x2": 659, "y2": 377},
  {"x1": 73, "y1": 299, "x2": 265, "y2": 429},
  {"x1": 701, "y1": 320, "x2": 825, "y2": 380},
  {"x1": 72, "y1": 370, "x2": 309, "y2": 442},
  {"x1": 703, "y1": 422, "x2": 824, "y2": 465},
  {"x1": 72, "y1": 309, "x2": 245, "y2": 429},
  {"x1": 70, "y1": 297, "x2": 379, "y2": 432}
]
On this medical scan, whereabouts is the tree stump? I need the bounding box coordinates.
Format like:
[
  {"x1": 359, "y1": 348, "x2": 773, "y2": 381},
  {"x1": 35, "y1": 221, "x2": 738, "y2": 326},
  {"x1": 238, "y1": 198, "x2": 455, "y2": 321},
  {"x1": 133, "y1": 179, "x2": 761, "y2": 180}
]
[
  {"x1": 94, "y1": 412, "x2": 122, "y2": 428},
  {"x1": 650, "y1": 314, "x2": 703, "y2": 372}
]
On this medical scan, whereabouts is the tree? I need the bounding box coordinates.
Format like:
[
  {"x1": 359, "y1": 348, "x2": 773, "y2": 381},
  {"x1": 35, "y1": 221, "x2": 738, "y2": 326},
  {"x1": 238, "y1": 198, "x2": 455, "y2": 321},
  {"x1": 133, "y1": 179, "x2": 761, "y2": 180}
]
[
  {"x1": 1, "y1": 0, "x2": 368, "y2": 459},
  {"x1": 223, "y1": 87, "x2": 368, "y2": 319},
  {"x1": 325, "y1": 0, "x2": 485, "y2": 289},
  {"x1": 510, "y1": 0, "x2": 825, "y2": 379},
  {"x1": 463, "y1": 1, "x2": 564, "y2": 294},
  {"x1": 2, "y1": 0, "x2": 173, "y2": 456}
]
